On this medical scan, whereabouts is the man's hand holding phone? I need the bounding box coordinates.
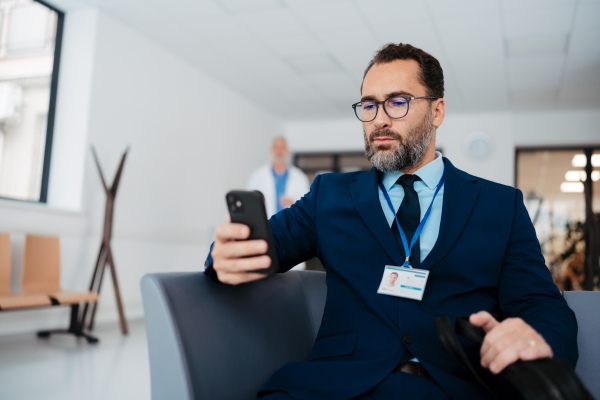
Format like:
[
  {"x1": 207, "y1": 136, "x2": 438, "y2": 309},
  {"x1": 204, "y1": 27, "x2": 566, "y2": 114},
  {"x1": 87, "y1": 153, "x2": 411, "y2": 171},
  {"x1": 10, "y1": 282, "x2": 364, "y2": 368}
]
[
  {"x1": 211, "y1": 222, "x2": 273, "y2": 285},
  {"x1": 212, "y1": 190, "x2": 280, "y2": 284}
]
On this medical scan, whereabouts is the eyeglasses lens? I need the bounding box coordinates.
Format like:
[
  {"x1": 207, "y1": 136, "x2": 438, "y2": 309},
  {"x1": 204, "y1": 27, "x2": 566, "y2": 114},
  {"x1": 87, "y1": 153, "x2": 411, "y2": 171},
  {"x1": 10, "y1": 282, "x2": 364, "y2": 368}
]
[
  {"x1": 356, "y1": 102, "x2": 375, "y2": 121},
  {"x1": 384, "y1": 97, "x2": 409, "y2": 119},
  {"x1": 355, "y1": 97, "x2": 409, "y2": 122}
]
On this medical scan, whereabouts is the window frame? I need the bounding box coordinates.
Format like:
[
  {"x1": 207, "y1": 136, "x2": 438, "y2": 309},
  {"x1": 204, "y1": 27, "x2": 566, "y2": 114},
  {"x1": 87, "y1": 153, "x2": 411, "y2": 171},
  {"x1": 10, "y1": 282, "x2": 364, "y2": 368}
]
[
  {"x1": 0, "y1": 0, "x2": 65, "y2": 204},
  {"x1": 36, "y1": 0, "x2": 64, "y2": 203}
]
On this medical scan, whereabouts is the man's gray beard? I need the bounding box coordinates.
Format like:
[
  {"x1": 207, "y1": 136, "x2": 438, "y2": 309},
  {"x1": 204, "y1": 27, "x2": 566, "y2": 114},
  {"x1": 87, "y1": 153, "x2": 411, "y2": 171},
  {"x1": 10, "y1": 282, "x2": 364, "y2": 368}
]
[{"x1": 364, "y1": 112, "x2": 435, "y2": 172}]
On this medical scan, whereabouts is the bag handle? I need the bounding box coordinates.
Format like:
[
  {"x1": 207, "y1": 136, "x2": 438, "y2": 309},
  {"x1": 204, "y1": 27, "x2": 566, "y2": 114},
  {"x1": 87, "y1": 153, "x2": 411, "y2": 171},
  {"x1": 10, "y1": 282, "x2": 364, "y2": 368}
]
[
  {"x1": 434, "y1": 315, "x2": 501, "y2": 399},
  {"x1": 455, "y1": 315, "x2": 486, "y2": 343}
]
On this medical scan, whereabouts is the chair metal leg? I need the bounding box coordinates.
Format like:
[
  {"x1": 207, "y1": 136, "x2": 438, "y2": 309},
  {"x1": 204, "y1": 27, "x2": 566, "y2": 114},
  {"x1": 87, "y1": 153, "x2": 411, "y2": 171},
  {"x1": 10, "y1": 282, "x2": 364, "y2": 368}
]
[{"x1": 37, "y1": 304, "x2": 99, "y2": 344}]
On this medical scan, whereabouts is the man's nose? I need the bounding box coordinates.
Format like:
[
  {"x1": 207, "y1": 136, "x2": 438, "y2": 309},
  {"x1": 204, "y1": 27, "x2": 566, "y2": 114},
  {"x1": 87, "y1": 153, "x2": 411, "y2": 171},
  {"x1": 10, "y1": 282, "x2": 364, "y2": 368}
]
[{"x1": 373, "y1": 103, "x2": 392, "y2": 129}]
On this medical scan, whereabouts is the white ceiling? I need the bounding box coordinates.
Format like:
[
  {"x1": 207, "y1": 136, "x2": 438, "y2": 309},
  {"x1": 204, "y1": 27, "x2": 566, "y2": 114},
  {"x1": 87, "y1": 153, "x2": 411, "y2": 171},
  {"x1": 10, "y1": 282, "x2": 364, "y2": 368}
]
[{"x1": 47, "y1": 0, "x2": 600, "y2": 120}]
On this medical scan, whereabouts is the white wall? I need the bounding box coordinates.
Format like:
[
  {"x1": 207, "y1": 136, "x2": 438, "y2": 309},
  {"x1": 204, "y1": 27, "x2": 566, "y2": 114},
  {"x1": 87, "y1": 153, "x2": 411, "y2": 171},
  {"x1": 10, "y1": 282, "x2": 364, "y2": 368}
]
[
  {"x1": 285, "y1": 109, "x2": 600, "y2": 187},
  {"x1": 0, "y1": 9, "x2": 282, "y2": 336},
  {"x1": 513, "y1": 110, "x2": 600, "y2": 147},
  {"x1": 46, "y1": 8, "x2": 97, "y2": 211}
]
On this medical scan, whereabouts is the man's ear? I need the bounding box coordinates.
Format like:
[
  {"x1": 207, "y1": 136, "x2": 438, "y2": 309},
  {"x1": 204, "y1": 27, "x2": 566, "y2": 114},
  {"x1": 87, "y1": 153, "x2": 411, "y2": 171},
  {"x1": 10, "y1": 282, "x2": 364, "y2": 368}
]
[{"x1": 432, "y1": 98, "x2": 445, "y2": 128}]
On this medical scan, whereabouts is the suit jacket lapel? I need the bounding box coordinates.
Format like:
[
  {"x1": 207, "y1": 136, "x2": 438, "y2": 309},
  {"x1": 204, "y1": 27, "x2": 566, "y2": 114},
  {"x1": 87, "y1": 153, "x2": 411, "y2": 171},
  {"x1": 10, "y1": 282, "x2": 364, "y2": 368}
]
[
  {"x1": 350, "y1": 167, "x2": 404, "y2": 265},
  {"x1": 420, "y1": 158, "x2": 481, "y2": 270}
]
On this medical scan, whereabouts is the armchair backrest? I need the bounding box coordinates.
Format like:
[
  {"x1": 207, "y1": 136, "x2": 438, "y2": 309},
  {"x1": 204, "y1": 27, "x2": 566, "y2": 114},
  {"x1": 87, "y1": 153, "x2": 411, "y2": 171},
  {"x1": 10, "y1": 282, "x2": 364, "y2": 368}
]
[
  {"x1": 141, "y1": 270, "x2": 326, "y2": 400},
  {"x1": 563, "y1": 290, "x2": 600, "y2": 399}
]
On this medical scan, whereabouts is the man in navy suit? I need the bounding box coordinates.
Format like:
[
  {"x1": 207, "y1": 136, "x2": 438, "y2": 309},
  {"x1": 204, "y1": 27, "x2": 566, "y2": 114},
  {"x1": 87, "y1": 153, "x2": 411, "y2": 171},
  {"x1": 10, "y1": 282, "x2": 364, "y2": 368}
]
[{"x1": 206, "y1": 43, "x2": 577, "y2": 399}]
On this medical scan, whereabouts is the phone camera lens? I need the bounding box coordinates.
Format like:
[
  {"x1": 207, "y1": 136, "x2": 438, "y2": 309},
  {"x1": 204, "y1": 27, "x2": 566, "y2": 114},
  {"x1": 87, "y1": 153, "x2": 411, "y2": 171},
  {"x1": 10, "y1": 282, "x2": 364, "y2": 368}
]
[{"x1": 236, "y1": 200, "x2": 242, "y2": 207}]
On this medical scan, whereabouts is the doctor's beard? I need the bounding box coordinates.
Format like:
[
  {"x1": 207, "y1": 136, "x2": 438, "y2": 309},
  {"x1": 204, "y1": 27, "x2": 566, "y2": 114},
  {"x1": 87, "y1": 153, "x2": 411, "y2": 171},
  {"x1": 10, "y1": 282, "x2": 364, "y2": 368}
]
[{"x1": 364, "y1": 110, "x2": 435, "y2": 172}]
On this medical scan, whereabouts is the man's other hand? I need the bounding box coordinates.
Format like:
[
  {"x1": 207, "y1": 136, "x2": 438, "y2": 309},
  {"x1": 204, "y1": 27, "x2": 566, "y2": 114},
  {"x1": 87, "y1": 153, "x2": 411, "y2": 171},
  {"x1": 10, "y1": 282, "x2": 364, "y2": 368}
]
[
  {"x1": 211, "y1": 222, "x2": 272, "y2": 285},
  {"x1": 469, "y1": 311, "x2": 553, "y2": 374}
]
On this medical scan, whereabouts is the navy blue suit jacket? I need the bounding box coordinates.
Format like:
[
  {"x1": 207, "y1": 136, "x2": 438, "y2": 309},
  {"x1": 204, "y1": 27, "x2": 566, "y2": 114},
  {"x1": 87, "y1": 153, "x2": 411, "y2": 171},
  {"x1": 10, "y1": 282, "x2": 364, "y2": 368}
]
[{"x1": 207, "y1": 158, "x2": 577, "y2": 400}]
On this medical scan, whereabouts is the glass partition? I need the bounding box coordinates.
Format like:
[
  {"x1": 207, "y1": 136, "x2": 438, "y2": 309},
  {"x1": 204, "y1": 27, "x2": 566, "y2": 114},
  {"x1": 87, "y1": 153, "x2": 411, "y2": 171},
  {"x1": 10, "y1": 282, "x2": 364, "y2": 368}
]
[{"x1": 516, "y1": 147, "x2": 600, "y2": 291}]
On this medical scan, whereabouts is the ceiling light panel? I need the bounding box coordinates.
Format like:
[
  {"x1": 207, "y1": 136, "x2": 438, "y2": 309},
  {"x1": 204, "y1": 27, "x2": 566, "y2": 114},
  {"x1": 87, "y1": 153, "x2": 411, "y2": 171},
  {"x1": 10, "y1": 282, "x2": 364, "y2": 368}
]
[
  {"x1": 261, "y1": 33, "x2": 326, "y2": 57},
  {"x1": 573, "y1": 2, "x2": 600, "y2": 31},
  {"x1": 282, "y1": 0, "x2": 342, "y2": 7},
  {"x1": 286, "y1": 54, "x2": 340, "y2": 74},
  {"x1": 242, "y1": 57, "x2": 298, "y2": 81},
  {"x1": 148, "y1": 24, "x2": 217, "y2": 63},
  {"x1": 153, "y1": 0, "x2": 225, "y2": 21},
  {"x1": 560, "y1": 182, "x2": 584, "y2": 192},
  {"x1": 572, "y1": 154, "x2": 600, "y2": 167},
  {"x1": 304, "y1": 71, "x2": 357, "y2": 97},
  {"x1": 354, "y1": 0, "x2": 429, "y2": 25},
  {"x1": 329, "y1": 49, "x2": 375, "y2": 81},
  {"x1": 568, "y1": 28, "x2": 600, "y2": 58},
  {"x1": 562, "y1": 56, "x2": 600, "y2": 88},
  {"x1": 235, "y1": 8, "x2": 307, "y2": 36},
  {"x1": 454, "y1": 66, "x2": 509, "y2": 100},
  {"x1": 111, "y1": 0, "x2": 183, "y2": 38},
  {"x1": 508, "y1": 55, "x2": 564, "y2": 92},
  {"x1": 291, "y1": 2, "x2": 366, "y2": 33},
  {"x1": 572, "y1": 154, "x2": 586, "y2": 167},
  {"x1": 564, "y1": 170, "x2": 600, "y2": 182},
  {"x1": 502, "y1": 0, "x2": 576, "y2": 11},
  {"x1": 186, "y1": 13, "x2": 243, "y2": 38},
  {"x1": 505, "y1": 33, "x2": 569, "y2": 58},
  {"x1": 558, "y1": 85, "x2": 600, "y2": 109},
  {"x1": 510, "y1": 89, "x2": 558, "y2": 108},
  {"x1": 565, "y1": 170, "x2": 586, "y2": 181},
  {"x1": 502, "y1": 5, "x2": 575, "y2": 36},
  {"x1": 435, "y1": 17, "x2": 504, "y2": 60},
  {"x1": 428, "y1": 0, "x2": 499, "y2": 21},
  {"x1": 373, "y1": 23, "x2": 443, "y2": 57},
  {"x1": 218, "y1": 0, "x2": 283, "y2": 13},
  {"x1": 318, "y1": 27, "x2": 380, "y2": 53},
  {"x1": 215, "y1": 35, "x2": 275, "y2": 60}
]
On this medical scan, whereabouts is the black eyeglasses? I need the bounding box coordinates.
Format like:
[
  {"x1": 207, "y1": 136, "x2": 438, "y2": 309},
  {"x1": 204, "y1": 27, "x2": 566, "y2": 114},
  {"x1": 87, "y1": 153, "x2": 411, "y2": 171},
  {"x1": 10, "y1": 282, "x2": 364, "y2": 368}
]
[{"x1": 352, "y1": 96, "x2": 437, "y2": 122}]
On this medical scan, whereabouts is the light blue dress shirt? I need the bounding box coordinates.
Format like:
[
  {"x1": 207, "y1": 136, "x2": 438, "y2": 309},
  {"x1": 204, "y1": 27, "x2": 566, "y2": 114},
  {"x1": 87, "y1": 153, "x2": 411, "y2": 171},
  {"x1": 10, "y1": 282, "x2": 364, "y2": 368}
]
[
  {"x1": 378, "y1": 152, "x2": 445, "y2": 363},
  {"x1": 377, "y1": 152, "x2": 445, "y2": 264}
]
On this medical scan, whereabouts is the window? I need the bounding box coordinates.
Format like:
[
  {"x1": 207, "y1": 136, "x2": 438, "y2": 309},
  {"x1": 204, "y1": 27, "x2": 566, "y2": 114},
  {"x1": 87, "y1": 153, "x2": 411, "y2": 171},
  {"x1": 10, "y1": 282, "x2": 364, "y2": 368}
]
[
  {"x1": 0, "y1": 0, "x2": 63, "y2": 202},
  {"x1": 516, "y1": 147, "x2": 600, "y2": 291}
]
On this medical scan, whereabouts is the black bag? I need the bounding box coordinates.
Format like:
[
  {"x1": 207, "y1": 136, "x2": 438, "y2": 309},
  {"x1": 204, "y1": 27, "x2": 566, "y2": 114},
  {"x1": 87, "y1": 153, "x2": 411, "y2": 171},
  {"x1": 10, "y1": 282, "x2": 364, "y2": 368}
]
[{"x1": 434, "y1": 315, "x2": 594, "y2": 400}]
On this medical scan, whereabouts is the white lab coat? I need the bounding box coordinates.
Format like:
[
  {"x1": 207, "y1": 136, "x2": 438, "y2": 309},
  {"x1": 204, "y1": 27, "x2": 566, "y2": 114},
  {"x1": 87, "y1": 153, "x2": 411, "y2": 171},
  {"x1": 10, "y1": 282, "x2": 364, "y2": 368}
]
[{"x1": 246, "y1": 164, "x2": 310, "y2": 218}]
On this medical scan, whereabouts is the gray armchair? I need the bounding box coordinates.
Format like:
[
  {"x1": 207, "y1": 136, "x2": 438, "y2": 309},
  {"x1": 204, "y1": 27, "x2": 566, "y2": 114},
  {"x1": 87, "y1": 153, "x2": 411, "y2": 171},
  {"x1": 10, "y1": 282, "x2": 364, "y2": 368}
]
[
  {"x1": 141, "y1": 271, "x2": 599, "y2": 400},
  {"x1": 141, "y1": 271, "x2": 326, "y2": 400}
]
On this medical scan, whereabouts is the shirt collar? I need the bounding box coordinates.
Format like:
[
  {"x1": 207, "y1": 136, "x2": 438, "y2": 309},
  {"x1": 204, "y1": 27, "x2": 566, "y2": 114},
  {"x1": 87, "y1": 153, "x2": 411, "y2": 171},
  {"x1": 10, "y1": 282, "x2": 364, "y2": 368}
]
[{"x1": 381, "y1": 151, "x2": 444, "y2": 191}]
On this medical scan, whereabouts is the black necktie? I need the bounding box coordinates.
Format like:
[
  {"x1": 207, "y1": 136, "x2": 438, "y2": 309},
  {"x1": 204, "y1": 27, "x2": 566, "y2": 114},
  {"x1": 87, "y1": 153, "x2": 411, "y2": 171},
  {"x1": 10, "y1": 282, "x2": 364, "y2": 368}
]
[{"x1": 391, "y1": 174, "x2": 421, "y2": 268}]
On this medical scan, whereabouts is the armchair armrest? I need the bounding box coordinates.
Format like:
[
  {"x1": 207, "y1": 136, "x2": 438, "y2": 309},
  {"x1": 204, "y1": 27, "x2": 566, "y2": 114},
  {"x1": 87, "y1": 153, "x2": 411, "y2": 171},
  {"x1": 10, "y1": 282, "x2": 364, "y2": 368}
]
[{"x1": 141, "y1": 270, "x2": 326, "y2": 400}]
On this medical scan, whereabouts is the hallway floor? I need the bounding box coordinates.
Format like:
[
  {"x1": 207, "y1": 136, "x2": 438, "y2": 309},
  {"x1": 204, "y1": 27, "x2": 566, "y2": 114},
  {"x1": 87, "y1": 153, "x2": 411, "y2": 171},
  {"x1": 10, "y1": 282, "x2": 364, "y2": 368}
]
[{"x1": 0, "y1": 319, "x2": 150, "y2": 400}]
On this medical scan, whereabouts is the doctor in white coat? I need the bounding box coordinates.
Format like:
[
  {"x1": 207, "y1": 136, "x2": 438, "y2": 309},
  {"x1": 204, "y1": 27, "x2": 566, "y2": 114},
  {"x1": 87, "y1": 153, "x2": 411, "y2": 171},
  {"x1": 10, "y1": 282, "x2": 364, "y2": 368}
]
[
  {"x1": 246, "y1": 137, "x2": 310, "y2": 271},
  {"x1": 246, "y1": 137, "x2": 310, "y2": 218}
]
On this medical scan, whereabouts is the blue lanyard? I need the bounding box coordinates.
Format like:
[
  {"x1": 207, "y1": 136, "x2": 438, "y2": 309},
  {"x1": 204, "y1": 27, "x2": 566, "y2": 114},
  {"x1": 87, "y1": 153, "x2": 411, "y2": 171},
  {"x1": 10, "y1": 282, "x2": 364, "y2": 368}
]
[{"x1": 378, "y1": 167, "x2": 445, "y2": 267}]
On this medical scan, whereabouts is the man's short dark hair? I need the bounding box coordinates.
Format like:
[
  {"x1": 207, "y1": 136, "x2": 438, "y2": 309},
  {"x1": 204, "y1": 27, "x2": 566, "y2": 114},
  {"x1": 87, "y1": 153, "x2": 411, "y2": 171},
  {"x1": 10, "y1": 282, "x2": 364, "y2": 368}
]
[
  {"x1": 362, "y1": 43, "x2": 444, "y2": 99},
  {"x1": 390, "y1": 272, "x2": 398, "y2": 277}
]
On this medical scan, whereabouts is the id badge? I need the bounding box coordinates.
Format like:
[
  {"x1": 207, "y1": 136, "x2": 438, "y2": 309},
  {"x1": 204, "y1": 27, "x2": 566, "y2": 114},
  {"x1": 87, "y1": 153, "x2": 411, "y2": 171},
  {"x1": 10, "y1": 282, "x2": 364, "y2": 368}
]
[{"x1": 377, "y1": 265, "x2": 429, "y2": 301}]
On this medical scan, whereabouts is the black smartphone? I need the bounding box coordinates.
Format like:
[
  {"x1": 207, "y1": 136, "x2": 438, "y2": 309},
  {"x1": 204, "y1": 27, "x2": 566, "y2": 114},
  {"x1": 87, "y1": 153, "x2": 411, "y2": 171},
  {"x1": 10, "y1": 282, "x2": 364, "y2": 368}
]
[{"x1": 226, "y1": 190, "x2": 279, "y2": 275}]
